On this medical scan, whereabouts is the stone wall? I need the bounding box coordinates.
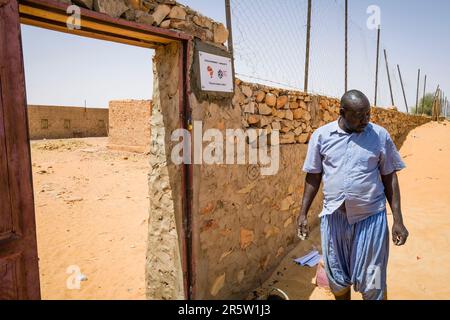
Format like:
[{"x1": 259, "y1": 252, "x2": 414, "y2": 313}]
[
  {"x1": 27, "y1": 105, "x2": 108, "y2": 140},
  {"x1": 191, "y1": 79, "x2": 430, "y2": 300},
  {"x1": 146, "y1": 42, "x2": 185, "y2": 300},
  {"x1": 108, "y1": 100, "x2": 152, "y2": 153},
  {"x1": 236, "y1": 81, "x2": 430, "y2": 149},
  {"x1": 66, "y1": 0, "x2": 228, "y2": 47}
]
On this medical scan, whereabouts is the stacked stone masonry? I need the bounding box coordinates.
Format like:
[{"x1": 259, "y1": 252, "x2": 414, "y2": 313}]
[
  {"x1": 65, "y1": 0, "x2": 229, "y2": 47},
  {"x1": 234, "y1": 79, "x2": 430, "y2": 149}
]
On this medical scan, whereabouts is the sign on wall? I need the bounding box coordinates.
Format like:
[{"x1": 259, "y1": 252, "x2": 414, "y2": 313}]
[{"x1": 198, "y1": 51, "x2": 234, "y2": 93}]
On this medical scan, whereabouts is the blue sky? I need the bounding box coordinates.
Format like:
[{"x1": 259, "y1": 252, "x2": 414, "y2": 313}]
[{"x1": 21, "y1": 0, "x2": 450, "y2": 112}]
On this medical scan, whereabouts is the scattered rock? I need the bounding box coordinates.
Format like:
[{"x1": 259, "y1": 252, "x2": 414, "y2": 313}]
[
  {"x1": 152, "y1": 4, "x2": 171, "y2": 25},
  {"x1": 94, "y1": 0, "x2": 128, "y2": 18}
]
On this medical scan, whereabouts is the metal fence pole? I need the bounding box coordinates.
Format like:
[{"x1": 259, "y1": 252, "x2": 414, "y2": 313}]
[
  {"x1": 384, "y1": 49, "x2": 395, "y2": 106},
  {"x1": 421, "y1": 74, "x2": 427, "y2": 114},
  {"x1": 415, "y1": 69, "x2": 420, "y2": 114},
  {"x1": 397, "y1": 64, "x2": 409, "y2": 113},
  {"x1": 345, "y1": 0, "x2": 348, "y2": 92},
  {"x1": 374, "y1": 27, "x2": 380, "y2": 106},
  {"x1": 225, "y1": 0, "x2": 235, "y2": 75},
  {"x1": 304, "y1": 0, "x2": 312, "y2": 93}
]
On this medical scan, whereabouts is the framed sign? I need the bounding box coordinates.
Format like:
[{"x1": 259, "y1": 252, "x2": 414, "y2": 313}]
[
  {"x1": 198, "y1": 51, "x2": 233, "y2": 93},
  {"x1": 192, "y1": 40, "x2": 235, "y2": 100}
]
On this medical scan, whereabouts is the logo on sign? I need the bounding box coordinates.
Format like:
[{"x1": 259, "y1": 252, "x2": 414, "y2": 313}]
[{"x1": 207, "y1": 66, "x2": 214, "y2": 78}]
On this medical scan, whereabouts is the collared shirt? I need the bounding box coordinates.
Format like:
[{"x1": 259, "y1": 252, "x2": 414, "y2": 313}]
[{"x1": 303, "y1": 119, "x2": 406, "y2": 224}]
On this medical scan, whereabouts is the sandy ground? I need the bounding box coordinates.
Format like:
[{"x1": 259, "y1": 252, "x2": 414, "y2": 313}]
[
  {"x1": 31, "y1": 137, "x2": 149, "y2": 300},
  {"x1": 255, "y1": 120, "x2": 450, "y2": 300}
]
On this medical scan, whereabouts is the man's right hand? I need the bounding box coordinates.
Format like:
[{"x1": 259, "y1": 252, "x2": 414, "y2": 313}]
[{"x1": 297, "y1": 214, "x2": 309, "y2": 241}]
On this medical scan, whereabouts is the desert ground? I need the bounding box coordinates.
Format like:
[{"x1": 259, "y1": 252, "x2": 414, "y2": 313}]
[
  {"x1": 31, "y1": 137, "x2": 149, "y2": 300},
  {"x1": 256, "y1": 120, "x2": 450, "y2": 300}
]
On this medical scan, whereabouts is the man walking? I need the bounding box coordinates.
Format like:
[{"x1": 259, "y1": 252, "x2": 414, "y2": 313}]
[{"x1": 297, "y1": 90, "x2": 409, "y2": 300}]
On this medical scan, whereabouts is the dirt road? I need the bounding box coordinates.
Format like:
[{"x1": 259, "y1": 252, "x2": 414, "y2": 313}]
[
  {"x1": 256, "y1": 121, "x2": 450, "y2": 300},
  {"x1": 31, "y1": 138, "x2": 149, "y2": 300}
]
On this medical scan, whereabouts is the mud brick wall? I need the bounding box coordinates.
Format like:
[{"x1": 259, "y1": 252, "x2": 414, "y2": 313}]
[
  {"x1": 27, "y1": 105, "x2": 108, "y2": 140},
  {"x1": 108, "y1": 100, "x2": 152, "y2": 153}
]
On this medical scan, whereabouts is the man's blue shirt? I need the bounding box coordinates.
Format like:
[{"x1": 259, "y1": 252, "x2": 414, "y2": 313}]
[{"x1": 303, "y1": 119, "x2": 406, "y2": 224}]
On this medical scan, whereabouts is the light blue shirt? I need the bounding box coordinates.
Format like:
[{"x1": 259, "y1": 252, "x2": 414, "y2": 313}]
[{"x1": 303, "y1": 119, "x2": 406, "y2": 224}]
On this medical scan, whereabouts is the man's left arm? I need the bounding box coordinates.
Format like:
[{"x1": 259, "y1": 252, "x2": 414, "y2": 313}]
[{"x1": 381, "y1": 172, "x2": 409, "y2": 246}]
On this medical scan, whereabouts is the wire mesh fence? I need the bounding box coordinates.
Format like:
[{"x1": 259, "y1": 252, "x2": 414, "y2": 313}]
[{"x1": 229, "y1": 0, "x2": 419, "y2": 111}]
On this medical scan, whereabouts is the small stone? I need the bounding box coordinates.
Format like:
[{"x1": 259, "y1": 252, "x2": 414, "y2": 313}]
[
  {"x1": 160, "y1": 19, "x2": 171, "y2": 28},
  {"x1": 94, "y1": 0, "x2": 128, "y2": 18},
  {"x1": 275, "y1": 110, "x2": 285, "y2": 119},
  {"x1": 255, "y1": 91, "x2": 266, "y2": 103},
  {"x1": 290, "y1": 101, "x2": 299, "y2": 109},
  {"x1": 323, "y1": 110, "x2": 333, "y2": 122},
  {"x1": 276, "y1": 247, "x2": 284, "y2": 258},
  {"x1": 240, "y1": 228, "x2": 254, "y2": 249},
  {"x1": 296, "y1": 133, "x2": 310, "y2": 144},
  {"x1": 152, "y1": 4, "x2": 171, "y2": 25},
  {"x1": 304, "y1": 113, "x2": 312, "y2": 121},
  {"x1": 280, "y1": 196, "x2": 294, "y2": 210},
  {"x1": 247, "y1": 115, "x2": 260, "y2": 125},
  {"x1": 258, "y1": 103, "x2": 272, "y2": 116},
  {"x1": 284, "y1": 110, "x2": 294, "y2": 121},
  {"x1": 219, "y1": 250, "x2": 233, "y2": 262},
  {"x1": 168, "y1": 6, "x2": 186, "y2": 20},
  {"x1": 265, "y1": 93, "x2": 277, "y2": 107},
  {"x1": 213, "y1": 23, "x2": 229, "y2": 44},
  {"x1": 260, "y1": 116, "x2": 272, "y2": 127},
  {"x1": 284, "y1": 217, "x2": 293, "y2": 228},
  {"x1": 288, "y1": 184, "x2": 295, "y2": 194},
  {"x1": 294, "y1": 127, "x2": 303, "y2": 136},
  {"x1": 276, "y1": 96, "x2": 288, "y2": 109},
  {"x1": 241, "y1": 85, "x2": 253, "y2": 98},
  {"x1": 125, "y1": 0, "x2": 141, "y2": 10},
  {"x1": 271, "y1": 122, "x2": 281, "y2": 130},
  {"x1": 243, "y1": 102, "x2": 256, "y2": 114},
  {"x1": 280, "y1": 132, "x2": 296, "y2": 144},
  {"x1": 264, "y1": 225, "x2": 280, "y2": 239},
  {"x1": 136, "y1": 11, "x2": 155, "y2": 25},
  {"x1": 123, "y1": 9, "x2": 137, "y2": 21},
  {"x1": 200, "y1": 202, "x2": 215, "y2": 215},
  {"x1": 210, "y1": 273, "x2": 226, "y2": 296},
  {"x1": 293, "y1": 108, "x2": 306, "y2": 120},
  {"x1": 193, "y1": 15, "x2": 213, "y2": 29}
]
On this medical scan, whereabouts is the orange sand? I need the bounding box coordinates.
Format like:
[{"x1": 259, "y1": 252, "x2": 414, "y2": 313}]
[{"x1": 31, "y1": 138, "x2": 149, "y2": 300}]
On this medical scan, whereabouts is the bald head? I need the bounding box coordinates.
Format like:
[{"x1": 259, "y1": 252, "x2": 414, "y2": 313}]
[
  {"x1": 341, "y1": 90, "x2": 370, "y2": 111},
  {"x1": 339, "y1": 90, "x2": 371, "y2": 133}
]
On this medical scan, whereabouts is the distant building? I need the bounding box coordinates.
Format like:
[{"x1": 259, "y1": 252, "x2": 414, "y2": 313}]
[{"x1": 27, "y1": 105, "x2": 109, "y2": 140}]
